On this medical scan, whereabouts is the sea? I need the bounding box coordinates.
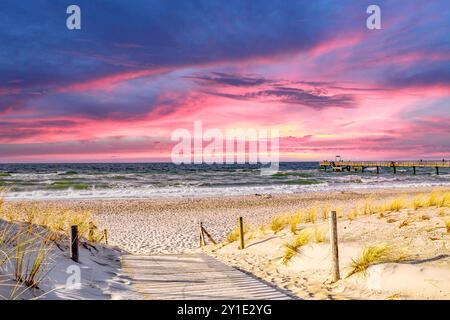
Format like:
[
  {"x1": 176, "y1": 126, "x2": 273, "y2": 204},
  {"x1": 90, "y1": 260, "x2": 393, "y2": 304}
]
[{"x1": 0, "y1": 162, "x2": 449, "y2": 200}]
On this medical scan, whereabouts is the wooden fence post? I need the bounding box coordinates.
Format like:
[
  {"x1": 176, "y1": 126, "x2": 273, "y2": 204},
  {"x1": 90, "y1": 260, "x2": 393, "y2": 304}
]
[
  {"x1": 199, "y1": 222, "x2": 206, "y2": 247},
  {"x1": 239, "y1": 217, "x2": 245, "y2": 250},
  {"x1": 201, "y1": 224, "x2": 217, "y2": 245},
  {"x1": 103, "y1": 229, "x2": 108, "y2": 244},
  {"x1": 70, "y1": 225, "x2": 79, "y2": 263},
  {"x1": 329, "y1": 211, "x2": 340, "y2": 282}
]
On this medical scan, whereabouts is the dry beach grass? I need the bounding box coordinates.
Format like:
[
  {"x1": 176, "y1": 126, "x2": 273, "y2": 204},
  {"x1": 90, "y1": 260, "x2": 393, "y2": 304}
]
[{"x1": 0, "y1": 189, "x2": 128, "y2": 299}]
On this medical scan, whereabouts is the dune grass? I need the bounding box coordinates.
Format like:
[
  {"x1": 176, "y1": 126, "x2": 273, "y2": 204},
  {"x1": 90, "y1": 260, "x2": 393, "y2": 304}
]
[
  {"x1": 362, "y1": 198, "x2": 374, "y2": 215},
  {"x1": 281, "y1": 226, "x2": 327, "y2": 264},
  {"x1": 281, "y1": 230, "x2": 311, "y2": 264},
  {"x1": 445, "y1": 219, "x2": 450, "y2": 233},
  {"x1": 313, "y1": 227, "x2": 326, "y2": 243},
  {"x1": 439, "y1": 192, "x2": 450, "y2": 207},
  {"x1": 13, "y1": 227, "x2": 55, "y2": 289},
  {"x1": 360, "y1": 191, "x2": 449, "y2": 218},
  {"x1": 0, "y1": 189, "x2": 111, "y2": 299},
  {"x1": 289, "y1": 212, "x2": 302, "y2": 234},
  {"x1": 0, "y1": 187, "x2": 118, "y2": 300},
  {"x1": 347, "y1": 244, "x2": 401, "y2": 277},
  {"x1": 226, "y1": 227, "x2": 241, "y2": 243},
  {"x1": 247, "y1": 225, "x2": 267, "y2": 241},
  {"x1": 0, "y1": 200, "x2": 103, "y2": 242},
  {"x1": 224, "y1": 190, "x2": 450, "y2": 250},
  {"x1": 347, "y1": 208, "x2": 358, "y2": 220},
  {"x1": 388, "y1": 198, "x2": 407, "y2": 212},
  {"x1": 321, "y1": 204, "x2": 330, "y2": 220},
  {"x1": 225, "y1": 221, "x2": 250, "y2": 243},
  {"x1": 0, "y1": 220, "x2": 57, "y2": 299},
  {"x1": 425, "y1": 191, "x2": 439, "y2": 207},
  {"x1": 412, "y1": 195, "x2": 424, "y2": 210},
  {"x1": 271, "y1": 216, "x2": 289, "y2": 233},
  {"x1": 305, "y1": 207, "x2": 317, "y2": 224}
]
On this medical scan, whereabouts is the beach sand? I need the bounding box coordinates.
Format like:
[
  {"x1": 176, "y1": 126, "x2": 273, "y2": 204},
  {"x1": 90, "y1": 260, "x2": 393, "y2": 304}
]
[
  {"x1": 6, "y1": 186, "x2": 450, "y2": 299},
  {"x1": 5, "y1": 186, "x2": 448, "y2": 254}
]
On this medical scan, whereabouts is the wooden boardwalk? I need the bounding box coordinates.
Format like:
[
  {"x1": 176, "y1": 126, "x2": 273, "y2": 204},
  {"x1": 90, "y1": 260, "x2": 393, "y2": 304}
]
[{"x1": 122, "y1": 254, "x2": 293, "y2": 300}]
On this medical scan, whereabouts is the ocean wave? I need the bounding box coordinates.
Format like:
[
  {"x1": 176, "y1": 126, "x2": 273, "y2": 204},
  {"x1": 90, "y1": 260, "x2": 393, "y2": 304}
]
[
  {"x1": 1, "y1": 162, "x2": 450, "y2": 200},
  {"x1": 5, "y1": 180, "x2": 450, "y2": 201}
]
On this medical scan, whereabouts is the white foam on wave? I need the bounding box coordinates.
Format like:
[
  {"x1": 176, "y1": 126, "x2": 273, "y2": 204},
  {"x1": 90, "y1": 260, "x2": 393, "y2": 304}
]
[{"x1": 5, "y1": 180, "x2": 450, "y2": 201}]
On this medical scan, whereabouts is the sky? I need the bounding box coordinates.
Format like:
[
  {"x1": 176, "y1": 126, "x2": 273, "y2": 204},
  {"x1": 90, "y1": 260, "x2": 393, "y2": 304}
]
[{"x1": 0, "y1": 0, "x2": 449, "y2": 162}]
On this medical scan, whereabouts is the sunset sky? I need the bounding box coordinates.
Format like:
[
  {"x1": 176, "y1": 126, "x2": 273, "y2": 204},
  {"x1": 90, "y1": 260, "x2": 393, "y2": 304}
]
[{"x1": 0, "y1": 0, "x2": 449, "y2": 162}]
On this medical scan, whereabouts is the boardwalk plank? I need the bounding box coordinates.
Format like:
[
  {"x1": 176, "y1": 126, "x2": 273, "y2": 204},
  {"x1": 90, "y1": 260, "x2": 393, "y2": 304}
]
[{"x1": 122, "y1": 254, "x2": 295, "y2": 300}]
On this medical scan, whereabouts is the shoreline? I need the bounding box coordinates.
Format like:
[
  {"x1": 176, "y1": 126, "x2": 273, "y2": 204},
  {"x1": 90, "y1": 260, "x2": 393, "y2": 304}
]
[
  {"x1": 4, "y1": 177, "x2": 450, "y2": 201},
  {"x1": 5, "y1": 184, "x2": 450, "y2": 203}
]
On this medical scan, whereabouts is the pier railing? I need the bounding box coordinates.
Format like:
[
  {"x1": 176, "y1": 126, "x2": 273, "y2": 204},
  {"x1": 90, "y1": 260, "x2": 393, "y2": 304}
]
[
  {"x1": 319, "y1": 160, "x2": 449, "y2": 174},
  {"x1": 319, "y1": 161, "x2": 450, "y2": 168}
]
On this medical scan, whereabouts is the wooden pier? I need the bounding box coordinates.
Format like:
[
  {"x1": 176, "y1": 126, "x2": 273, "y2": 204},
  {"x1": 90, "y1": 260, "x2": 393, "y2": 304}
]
[{"x1": 319, "y1": 160, "x2": 450, "y2": 175}]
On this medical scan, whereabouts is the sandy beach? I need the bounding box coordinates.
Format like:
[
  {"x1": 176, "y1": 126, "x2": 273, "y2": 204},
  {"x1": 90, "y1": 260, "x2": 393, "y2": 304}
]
[
  {"x1": 5, "y1": 186, "x2": 448, "y2": 254},
  {"x1": 2, "y1": 185, "x2": 450, "y2": 299}
]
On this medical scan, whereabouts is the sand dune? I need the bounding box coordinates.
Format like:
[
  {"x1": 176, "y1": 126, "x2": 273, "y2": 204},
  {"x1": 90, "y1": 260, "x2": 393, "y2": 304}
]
[{"x1": 206, "y1": 189, "x2": 450, "y2": 299}]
